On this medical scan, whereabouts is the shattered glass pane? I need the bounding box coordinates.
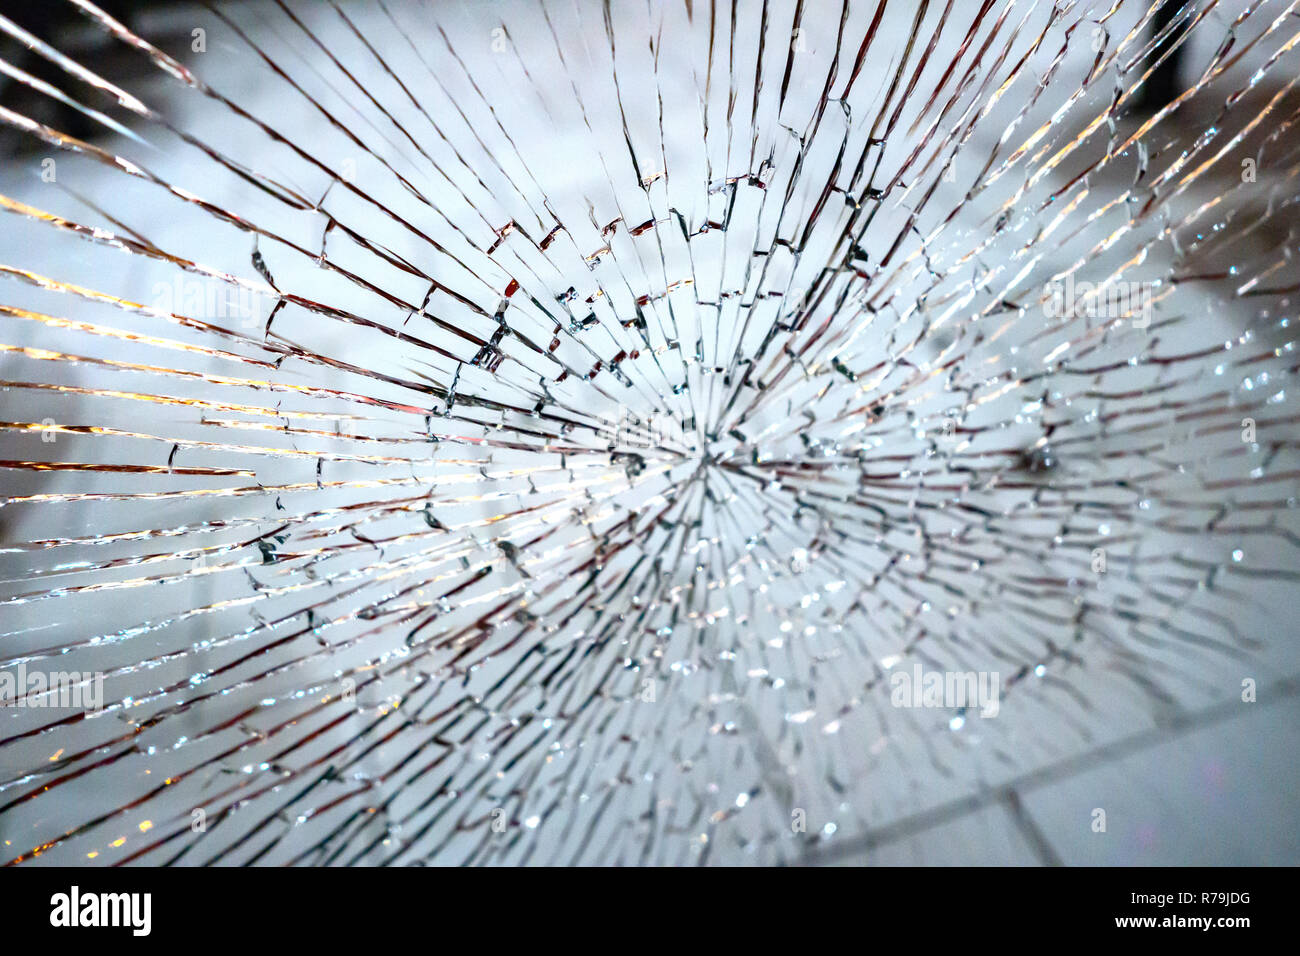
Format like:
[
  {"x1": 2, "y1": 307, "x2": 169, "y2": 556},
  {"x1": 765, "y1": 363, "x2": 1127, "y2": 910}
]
[{"x1": 0, "y1": 0, "x2": 1297, "y2": 865}]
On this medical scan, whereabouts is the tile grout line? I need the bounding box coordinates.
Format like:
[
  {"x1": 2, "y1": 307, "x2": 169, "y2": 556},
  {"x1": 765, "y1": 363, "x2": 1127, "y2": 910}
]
[
  {"x1": 1003, "y1": 787, "x2": 1064, "y2": 866},
  {"x1": 799, "y1": 674, "x2": 1300, "y2": 865}
]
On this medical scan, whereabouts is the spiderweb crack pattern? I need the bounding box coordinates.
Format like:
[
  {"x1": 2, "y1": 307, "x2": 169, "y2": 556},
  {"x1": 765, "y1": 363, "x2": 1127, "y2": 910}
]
[{"x1": 0, "y1": 0, "x2": 1297, "y2": 865}]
